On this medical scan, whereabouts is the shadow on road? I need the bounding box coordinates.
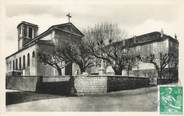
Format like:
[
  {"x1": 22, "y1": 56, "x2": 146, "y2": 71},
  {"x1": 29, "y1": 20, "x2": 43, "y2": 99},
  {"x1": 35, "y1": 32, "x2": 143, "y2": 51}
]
[{"x1": 6, "y1": 91, "x2": 67, "y2": 105}]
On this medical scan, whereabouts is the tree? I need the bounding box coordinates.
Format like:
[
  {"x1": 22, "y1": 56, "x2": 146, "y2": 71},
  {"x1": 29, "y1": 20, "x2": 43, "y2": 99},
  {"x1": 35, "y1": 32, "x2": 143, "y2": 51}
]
[
  {"x1": 38, "y1": 50, "x2": 70, "y2": 75},
  {"x1": 139, "y1": 52, "x2": 178, "y2": 79},
  {"x1": 38, "y1": 37, "x2": 94, "y2": 75},
  {"x1": 58, "y1": 40, "x2": 95, "y2": 74},
  {"x1": 84, "y1": 23, "x2": 137, "y2": 75}
]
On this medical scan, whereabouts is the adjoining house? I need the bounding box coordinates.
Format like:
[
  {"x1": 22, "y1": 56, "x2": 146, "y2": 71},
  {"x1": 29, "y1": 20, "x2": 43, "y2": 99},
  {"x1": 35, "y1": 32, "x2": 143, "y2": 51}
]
[
  {"x1": 101, "y1": 31, "x2": 178, "y2": 80},
  {"x1": 6, "y1": 21, "x2": 178, "y2": 81}
]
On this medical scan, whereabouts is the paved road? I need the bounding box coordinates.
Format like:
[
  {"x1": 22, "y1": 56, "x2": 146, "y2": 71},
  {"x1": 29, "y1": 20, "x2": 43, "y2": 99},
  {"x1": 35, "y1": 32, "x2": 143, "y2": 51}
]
[{"x1": 6, "y1": 87, "x2": 158, "y2": 111}]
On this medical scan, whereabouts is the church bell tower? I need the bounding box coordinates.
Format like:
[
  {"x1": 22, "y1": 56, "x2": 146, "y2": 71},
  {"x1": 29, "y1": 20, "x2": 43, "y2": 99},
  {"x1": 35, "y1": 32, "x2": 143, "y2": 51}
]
[{"x1": 17, "y1": 21, "x2": 38, "y2": 50}]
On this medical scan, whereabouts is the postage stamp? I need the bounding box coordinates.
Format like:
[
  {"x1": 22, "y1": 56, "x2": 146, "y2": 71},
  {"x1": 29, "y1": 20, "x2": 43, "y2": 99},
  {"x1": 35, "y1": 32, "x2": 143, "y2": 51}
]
[{"x1": 160, "y1": 86, "x2": 183, "y2": 114}]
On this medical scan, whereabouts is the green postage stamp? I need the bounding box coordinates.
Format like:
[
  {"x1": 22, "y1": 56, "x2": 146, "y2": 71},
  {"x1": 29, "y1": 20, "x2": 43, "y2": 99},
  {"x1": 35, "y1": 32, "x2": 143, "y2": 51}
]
[{"x1": 160, "y1": 86, "x2": 183, "y2": 114}]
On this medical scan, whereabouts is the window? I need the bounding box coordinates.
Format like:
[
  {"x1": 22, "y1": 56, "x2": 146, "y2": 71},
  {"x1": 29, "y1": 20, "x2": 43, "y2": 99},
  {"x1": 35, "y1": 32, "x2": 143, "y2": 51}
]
[
  {"x1": 16, "y1": 59, "x2": 18, "y2": 70},
  {"x1": 13, "y1": 60, "x2": 15, "y2": 70},
  {"x1": 122, "y1": 40, "x2": 125, "y2": 46},
  {"x1": 27, "y1": 53, "x2": 30, "y2": 67},
  {"x1": 19, "y1": 57, "x2": 21, "y2": 69},
  {"x1": 32, "y1": 51, "x2": 35, "y2": 57},
  {"x1": 18, "y1": 28, "x2": 21, "y2": 35},
  {"x1": 23, "y1": 55, "x2": 25, "y2": 69},
  {"x1": 10, "y1": 61, "x2": 11, "y2": 70},
  {"x1": 23, "y1": 25, "x2": 27, "y2": 37},
  {"x1": 28, "y1": 27, "x2": 32, "y2": 38},
  {"x1": 20, "y1": 27, "x2": 21, "y2": 34}
]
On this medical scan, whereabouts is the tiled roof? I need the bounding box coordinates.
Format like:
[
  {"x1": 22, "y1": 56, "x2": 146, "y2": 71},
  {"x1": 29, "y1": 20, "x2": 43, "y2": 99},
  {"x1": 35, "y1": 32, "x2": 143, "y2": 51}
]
[{"x1": 111, "y1": 31, "x2": 178, "y2": 48}]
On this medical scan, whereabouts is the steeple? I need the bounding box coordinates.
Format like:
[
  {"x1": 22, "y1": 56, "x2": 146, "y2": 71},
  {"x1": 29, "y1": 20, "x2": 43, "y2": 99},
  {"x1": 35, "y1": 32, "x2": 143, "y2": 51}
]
[{"x1": 17, "y1": 21, "x2": 38, "y2": 50}]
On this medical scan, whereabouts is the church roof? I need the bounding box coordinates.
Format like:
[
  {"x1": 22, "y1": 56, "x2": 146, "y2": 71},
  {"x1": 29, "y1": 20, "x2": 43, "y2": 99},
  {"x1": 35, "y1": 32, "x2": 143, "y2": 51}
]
[
  {"x1": 23, "y1": 22, "x2": 84, "y2": 47},
  {"x1": 51, "y1": 22, "x2": 84, "y2": 36}
]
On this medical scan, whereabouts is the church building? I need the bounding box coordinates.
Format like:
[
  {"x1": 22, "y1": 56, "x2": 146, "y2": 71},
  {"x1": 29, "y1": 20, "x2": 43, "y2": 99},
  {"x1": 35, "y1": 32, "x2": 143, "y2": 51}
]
[{"x1": 6, "y1": 21, "x2": 84, "y2": 76}]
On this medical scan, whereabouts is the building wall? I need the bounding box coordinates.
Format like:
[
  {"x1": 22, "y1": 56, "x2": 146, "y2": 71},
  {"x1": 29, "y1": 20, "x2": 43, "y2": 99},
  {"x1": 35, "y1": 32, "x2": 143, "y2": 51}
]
[
  {"x1": 36, "y1": 29, "x2": 81, "y2": 76},
  {"x1": 54, "y1": 30, "x2": 81, "y2": 75},
  {"x1": 37, "y1": 43, "x2": 57, "y2": 76},
  {"x1": 129, "y1": 38, "x2": 178, "y2": 79},
  {"x1": 101, "y1": 37, "x2": 178, "y2": 79},
  {"x1": 6, "y1": 44, "x2": 38, "y2": 76},
  {"x1": 168, "y1": 40, "x2": 179, "y2": 68},
  {"x1": 130, "y1": 39, "x2": 169, "y2": 58},
  {"x1": 54, "y1": 29, "x2": 81, "y2": 48},
  {"x1": 40, "y1": 32, "x2": 54, "y2": 41}
]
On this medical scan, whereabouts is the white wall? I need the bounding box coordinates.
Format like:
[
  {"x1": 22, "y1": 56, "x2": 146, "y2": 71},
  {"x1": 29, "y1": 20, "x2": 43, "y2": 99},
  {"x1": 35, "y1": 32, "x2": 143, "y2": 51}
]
[{"x1": 6, "y1": 44, "x2": 38, "y2": 76}]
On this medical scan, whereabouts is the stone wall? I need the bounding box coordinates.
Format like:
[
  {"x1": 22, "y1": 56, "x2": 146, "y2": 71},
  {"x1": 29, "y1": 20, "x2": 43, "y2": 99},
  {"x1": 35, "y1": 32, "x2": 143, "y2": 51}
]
[
  {"x1": 74, "y1": 76, "x2": 107, "y2": 95},
  {"x1": 37, "y1": 77, "x2": 71, "y2": 95},
  {"x1": 6, "y1": 76, "x2": 40, "y2": 91},
  {"x1": 6, "y1": 76, "x2": 71, "y2": 94},
  {"x1": 107, "y1": 76, "x2": 150, "y2": 92},
  {"x1": 42, "y1": 76, "x2": 70, "y2": 82},
  {"x1": 6, "y1": 75, "x2": 151, "y2": 95}
]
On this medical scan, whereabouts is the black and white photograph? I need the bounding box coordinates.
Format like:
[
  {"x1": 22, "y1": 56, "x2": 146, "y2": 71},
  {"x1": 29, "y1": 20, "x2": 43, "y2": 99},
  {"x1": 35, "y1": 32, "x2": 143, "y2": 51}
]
[{"x1": 0, "y1": 0, "x2": 183, "y2": 114}]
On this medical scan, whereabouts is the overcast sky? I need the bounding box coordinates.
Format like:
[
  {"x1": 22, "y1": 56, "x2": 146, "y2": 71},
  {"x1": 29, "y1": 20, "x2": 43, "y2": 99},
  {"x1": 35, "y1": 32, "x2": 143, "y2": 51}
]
[{"x1": 3, "y1": 0, "x2": 184, "y2": 57}]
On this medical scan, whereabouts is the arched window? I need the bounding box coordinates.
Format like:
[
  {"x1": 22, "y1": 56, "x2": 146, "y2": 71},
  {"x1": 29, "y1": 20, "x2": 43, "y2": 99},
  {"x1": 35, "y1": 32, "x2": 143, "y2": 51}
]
[
  {"x1": 27, "y1": 53, "x2": 30, "y2": 67},
  {"x1": 19, "y1": 57, "x2": 21, "y2": 69},
  {"x1": 23, "y1": 55, "x2": 25, "y2": 69},
  {"x1": 28, "y1": 27, "x2": 32, "y2": 38},
  {"x1": 32, "y1": 51, "x2": 35, "y2": 57},
  {"x1": 16, "y1": 59, "x2": 18, "y2": 70},
  {"x1": 13, "y1": 60, "x2": 15, "y2": 70},
  {"x1": 10, "y1": 61, "x2": 11, "y2": 70},
  {"x1": 23, "y1": 25, "x2": 27, "y2": 37}
]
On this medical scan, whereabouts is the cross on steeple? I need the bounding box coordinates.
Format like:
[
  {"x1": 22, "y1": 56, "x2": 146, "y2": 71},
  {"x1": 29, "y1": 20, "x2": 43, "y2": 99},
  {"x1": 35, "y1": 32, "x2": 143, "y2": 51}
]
[{"x1": 66, "y1": 13, "x2": 72, "y2": 22}]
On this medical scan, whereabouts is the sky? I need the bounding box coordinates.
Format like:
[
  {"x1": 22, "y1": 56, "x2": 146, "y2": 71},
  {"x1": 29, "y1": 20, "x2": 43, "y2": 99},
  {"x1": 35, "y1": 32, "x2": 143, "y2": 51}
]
[{"x1": 2, "y1": 0, "x2": 184, "y2": 57}]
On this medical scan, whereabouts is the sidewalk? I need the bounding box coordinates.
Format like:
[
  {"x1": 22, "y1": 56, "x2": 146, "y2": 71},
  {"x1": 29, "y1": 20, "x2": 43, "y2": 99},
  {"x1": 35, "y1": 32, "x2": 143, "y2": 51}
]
[
  {"x1": 6, "y1": 89, "x2": 23, "y2": 92},
  {"x1": 107, "y1": 86, "x2": 158, "y2": 96},
  {"x1": 6, "y1": 86, "x2": 158, "y2": 111}
]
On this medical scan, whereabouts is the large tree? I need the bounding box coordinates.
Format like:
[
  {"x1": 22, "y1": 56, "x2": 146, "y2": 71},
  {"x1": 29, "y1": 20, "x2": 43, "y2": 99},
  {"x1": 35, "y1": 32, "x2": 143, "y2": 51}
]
[
  {"x1": 139, "y1": 52, "x2": 178, "y2": 79},
  {"x1": 57, "y1": 40, "x2": 95, "y2": 74},
  {"x1": 84, "y1": 23, "x2": 137, "y2": 75},
  {"x1": 38, "y1": 50, "x2": 71, "y2": 75}
]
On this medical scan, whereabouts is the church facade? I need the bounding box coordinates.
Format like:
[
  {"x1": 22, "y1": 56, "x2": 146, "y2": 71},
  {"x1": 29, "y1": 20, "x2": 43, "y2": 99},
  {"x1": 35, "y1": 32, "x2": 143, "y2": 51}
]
[{"x1": 6, "y1": 21, "x2": 84, "y2": 76}]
